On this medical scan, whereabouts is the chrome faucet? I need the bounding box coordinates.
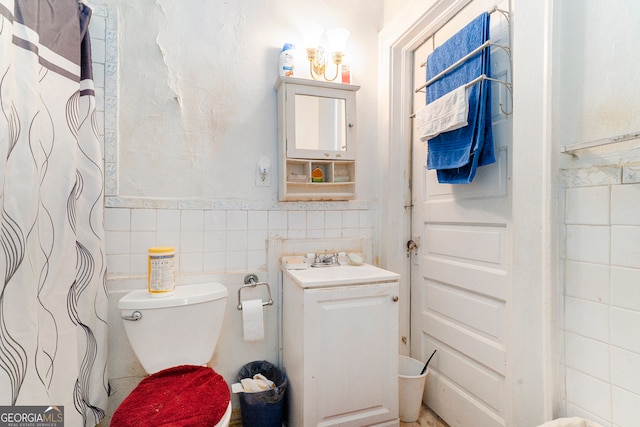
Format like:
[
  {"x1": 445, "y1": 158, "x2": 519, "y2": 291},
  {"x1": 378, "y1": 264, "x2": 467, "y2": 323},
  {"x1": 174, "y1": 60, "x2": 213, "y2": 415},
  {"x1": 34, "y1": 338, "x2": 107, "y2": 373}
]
[{"x1": 311, "y1": 252, "x2": 340, "y2": 267}]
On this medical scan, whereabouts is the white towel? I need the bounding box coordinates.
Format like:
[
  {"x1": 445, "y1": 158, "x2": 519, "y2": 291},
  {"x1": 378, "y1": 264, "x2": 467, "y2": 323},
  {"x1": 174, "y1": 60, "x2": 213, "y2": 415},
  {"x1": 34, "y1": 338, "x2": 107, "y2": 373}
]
[
  {"x1": 415, "y1": 85, "x2": 469, "y2": 142},
  {"x1": 240, "y1": 374, "x2": 275, "y2": 393}
]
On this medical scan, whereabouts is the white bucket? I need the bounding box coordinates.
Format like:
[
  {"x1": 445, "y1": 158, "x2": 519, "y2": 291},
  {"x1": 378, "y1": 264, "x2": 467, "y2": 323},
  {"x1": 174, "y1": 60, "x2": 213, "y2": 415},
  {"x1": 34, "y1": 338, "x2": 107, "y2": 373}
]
[{"x1": 398, "y1": 355, "x2": 428, "y2": 422}]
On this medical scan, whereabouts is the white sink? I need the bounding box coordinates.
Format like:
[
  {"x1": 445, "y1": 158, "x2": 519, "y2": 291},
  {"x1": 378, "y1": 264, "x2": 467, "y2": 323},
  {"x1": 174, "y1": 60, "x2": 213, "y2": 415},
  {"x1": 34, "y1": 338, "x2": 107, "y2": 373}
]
[{"x1": 283, "y1": 263, "x2": 400, "y2": 288}]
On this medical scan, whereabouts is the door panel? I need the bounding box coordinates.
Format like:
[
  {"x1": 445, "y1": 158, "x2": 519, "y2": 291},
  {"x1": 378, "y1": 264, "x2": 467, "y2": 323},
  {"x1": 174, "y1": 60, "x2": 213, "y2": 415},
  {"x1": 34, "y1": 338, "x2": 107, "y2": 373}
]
[{"x1": 410, "y1": 1, "x2": 512, "y2": 426}]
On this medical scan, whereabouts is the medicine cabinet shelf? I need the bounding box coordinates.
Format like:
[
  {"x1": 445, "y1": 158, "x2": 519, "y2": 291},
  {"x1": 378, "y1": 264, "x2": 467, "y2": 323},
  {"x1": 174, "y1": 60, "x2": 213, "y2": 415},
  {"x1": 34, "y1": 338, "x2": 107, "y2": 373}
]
[
  {"x1": 276, "y1": 77, "x2": 359, "y2": 201},
  {"x1": 284, "y1": 159, "x2": 355, "y2": 201}
]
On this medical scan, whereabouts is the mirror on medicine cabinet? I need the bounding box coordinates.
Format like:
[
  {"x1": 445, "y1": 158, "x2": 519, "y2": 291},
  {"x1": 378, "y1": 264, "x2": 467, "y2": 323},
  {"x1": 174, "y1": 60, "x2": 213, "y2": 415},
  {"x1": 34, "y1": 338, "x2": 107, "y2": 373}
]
[{"x1": 276, "y1": 76, "x2": 360, "y2": 201}]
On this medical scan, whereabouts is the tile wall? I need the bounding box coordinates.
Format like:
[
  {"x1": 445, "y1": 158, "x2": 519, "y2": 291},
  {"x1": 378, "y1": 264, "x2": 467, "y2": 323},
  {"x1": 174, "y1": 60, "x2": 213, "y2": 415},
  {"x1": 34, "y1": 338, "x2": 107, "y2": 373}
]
[
  {"x1": 560, "y1": 165, "x2": 640, "y2": 426},
  {"x1": 104, "y1": 207, "x2": 375, "y2": 279}
]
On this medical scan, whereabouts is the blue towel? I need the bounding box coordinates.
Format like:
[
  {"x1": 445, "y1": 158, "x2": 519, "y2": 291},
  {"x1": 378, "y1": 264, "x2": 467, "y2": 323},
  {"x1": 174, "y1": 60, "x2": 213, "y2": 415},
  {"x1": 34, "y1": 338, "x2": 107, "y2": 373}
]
[{"x1": 425, "y1": 12, "x2": 495, "y2": 184}]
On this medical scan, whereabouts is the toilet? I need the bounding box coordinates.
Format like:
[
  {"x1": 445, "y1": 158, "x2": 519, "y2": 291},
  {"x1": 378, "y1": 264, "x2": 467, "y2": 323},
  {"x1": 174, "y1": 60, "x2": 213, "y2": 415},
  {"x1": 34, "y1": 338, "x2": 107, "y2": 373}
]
[{"x1": 111, "y1": 282, "x2": 231, "y2": 427}]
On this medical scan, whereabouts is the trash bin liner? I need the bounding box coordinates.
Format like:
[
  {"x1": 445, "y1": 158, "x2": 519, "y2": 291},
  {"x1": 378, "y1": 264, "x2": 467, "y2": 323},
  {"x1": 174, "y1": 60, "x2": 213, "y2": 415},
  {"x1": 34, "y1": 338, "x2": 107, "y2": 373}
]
[{"x1": 237, "y1": 360, "x2": 287, "y2": 427}]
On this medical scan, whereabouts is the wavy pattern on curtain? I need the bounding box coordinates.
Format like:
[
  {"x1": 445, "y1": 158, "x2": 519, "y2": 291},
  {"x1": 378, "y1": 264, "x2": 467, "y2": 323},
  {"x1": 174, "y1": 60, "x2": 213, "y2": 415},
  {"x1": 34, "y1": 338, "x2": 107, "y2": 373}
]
[{"x1": 0, "y1": 1, "x2": 108, "y2": 425}]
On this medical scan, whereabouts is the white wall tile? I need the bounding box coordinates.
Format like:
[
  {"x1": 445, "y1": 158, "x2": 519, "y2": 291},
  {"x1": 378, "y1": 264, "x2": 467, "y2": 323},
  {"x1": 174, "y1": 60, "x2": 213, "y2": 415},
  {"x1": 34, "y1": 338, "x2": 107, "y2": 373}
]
[
  {"x1": 325, "y1": 211, "x2": 342, "y2": 229},
  {"x1": 156, "y1": 230, "x2": 180, "y2": 252},
  {"x1": 226, "y1": 251, "x2": 246, "y2": 271},
  {"x1": 204, "y1": 231, "x2": 225, "y2": 252},
  {"x1": 565, "y1": 261, "x2": 609, "y2": 303},
  {"x1": 248, "y1": 211, "x2": 268, "y2": 230},
  {"x1": 342, "y1": 228, "x2": 360, "y2": 238},
  {"x1": 611, "y1": 184, "x2": 640, "y2": 225},
  {"x1": 268, "y1": 229, "x2": 288, "y2": 239},
  {"x1": 105, "y1": 208, "x2": 130, "y2": 231},
  {"x1": 287, "y1": 229, "x2": 306, "y2": 239},
  {"x1": 288, "y1": 211, "x2": 306, "y2": 230},
  {"x1": 247, "y1": 230, "x2": 267, "y2": 251},
  {"x1": 613, "y1": 386, "x2": 640, "y2": 427},
  {"x1": 611, "y1": 347, "x2": 640, "y2": 394},
  {"x1": 307, "y1": 229, "x2": 324, "y2": 239},
  {"x1": 565, "y1": 332, "x2": 609, "y2": 381},
  {"x1": 130, "y1": 231, "x2": 156, "y2": 254},
  {"x1": 203, "y1": 252, "x2": 226, "y2": 272},
  {"x1": 227, "y1": 210, "x2": 248, "y2": 230},
  {"x1": 129, "y1": 254, "x2": 148, "y2": 276},
  {"x1": 180, "y1": 230, "x2": 204, "y2": 253},
  {"x1": 566, "y1": 225, "x2": 610, "y2": 264},
  {"x1": 106, "y1": 254, "x2": 129, "y2": 276},
  {"x1": 131, "y1": 209, "x2": 156, "y2": 231},
  {"x1": 180, "y1": 252, "x2": 203, "y2": 274},
  {"x1": 181, "y1": 210, "x2": 204, "y2": 231},
  {"x1": 611, "y1": 307, "x2": 640, "y2": 353},
  {"x1": 564, "y1": 297, "x2": 609, "y2": 342},
  {"x1": 268, "y1": 211, "x2": 287, "y2": 230},
  {"x1": 565, "y1": 186, "x2": 610, "y2": 225},
  {"x1": 157, "y1": 209, "x2": 181, "y2": 231},
  {"x1": 611, "y1": 267, "x2": 640, "y2": 311},
  {"x1": 247, "y1": 250, "x2": 267, "y2": 270},
  {"x1": 307, "y1": 211, "x2": 325, "y2": 229},
  {"x1": 226, "y1": 230, "x2": 248, "y2": 252},
  {"x1": 92, "y1": 38, "x2": 106, "y2": 64},
  {"x1": 611, "y1": 226, "x2": 640, "y2": 268},
  {"x1": 324, "y1": 228, "x2": 342, "y2": 238},
  {"x1": 106, "y1": 231, "x2": 130, "y2": 255},
  {"x1": 342, "y1": 210, "x2": 359, "y2": 228},
  {"x1": 359, "y1": 209, "x2": 376, "y2": 228},
  {"x1": 566, "y1": 368, "x2": 611, "y2": 421},
  {"x1": 204, "y1": 210, "x2": 226, "y2": 230}
]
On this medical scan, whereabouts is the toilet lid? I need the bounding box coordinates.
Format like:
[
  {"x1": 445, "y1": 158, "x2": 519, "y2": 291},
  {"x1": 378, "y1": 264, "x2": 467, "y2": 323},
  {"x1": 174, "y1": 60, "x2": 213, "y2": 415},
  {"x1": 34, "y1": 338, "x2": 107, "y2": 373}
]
[{"x1": 111, "y1": 365, "x2": 230, "y2": 427}]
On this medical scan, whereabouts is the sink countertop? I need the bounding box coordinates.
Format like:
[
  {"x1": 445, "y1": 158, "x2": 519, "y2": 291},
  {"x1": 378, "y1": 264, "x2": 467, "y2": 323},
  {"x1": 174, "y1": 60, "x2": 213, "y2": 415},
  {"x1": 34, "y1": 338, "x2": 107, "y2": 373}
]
[{"x1": 283, "y1": 263, "x2": 400, "y2": 288}]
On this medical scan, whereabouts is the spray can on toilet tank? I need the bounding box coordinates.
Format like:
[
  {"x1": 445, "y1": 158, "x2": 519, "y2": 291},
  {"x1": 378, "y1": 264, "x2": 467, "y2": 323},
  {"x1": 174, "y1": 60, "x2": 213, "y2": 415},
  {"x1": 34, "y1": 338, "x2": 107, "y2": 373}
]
[{"x1": 148, "y1": 247, "x2": 176, "y2": 296}]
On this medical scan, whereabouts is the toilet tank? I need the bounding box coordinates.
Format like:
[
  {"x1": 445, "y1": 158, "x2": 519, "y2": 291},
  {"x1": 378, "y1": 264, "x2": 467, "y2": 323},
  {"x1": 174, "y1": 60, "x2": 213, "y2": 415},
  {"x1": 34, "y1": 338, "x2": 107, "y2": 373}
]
[{"x1": 118, "y1": 282, "x2": 228, "y2": 374}]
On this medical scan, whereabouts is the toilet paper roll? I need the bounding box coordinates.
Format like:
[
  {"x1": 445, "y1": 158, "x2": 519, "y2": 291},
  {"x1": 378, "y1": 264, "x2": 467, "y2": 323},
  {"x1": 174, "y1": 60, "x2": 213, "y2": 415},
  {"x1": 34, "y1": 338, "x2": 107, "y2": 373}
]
[{"x1": 242, "y1": 299, "x2": 264, "y2": 341}]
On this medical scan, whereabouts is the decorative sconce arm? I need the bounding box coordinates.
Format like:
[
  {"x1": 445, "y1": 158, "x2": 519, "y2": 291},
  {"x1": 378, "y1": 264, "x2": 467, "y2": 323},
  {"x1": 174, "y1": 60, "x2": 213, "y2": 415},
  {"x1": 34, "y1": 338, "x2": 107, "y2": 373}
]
[{"x1": 303, "y1": 26, "x2": 348, "y2": 82}]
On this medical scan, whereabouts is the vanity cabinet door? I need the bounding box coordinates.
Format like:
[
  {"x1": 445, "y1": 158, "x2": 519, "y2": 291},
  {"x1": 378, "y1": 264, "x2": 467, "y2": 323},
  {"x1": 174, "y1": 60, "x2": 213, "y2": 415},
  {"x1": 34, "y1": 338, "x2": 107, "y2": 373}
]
[{"x1": 284, "y1": 280, "x2": 399, "y2": 426}]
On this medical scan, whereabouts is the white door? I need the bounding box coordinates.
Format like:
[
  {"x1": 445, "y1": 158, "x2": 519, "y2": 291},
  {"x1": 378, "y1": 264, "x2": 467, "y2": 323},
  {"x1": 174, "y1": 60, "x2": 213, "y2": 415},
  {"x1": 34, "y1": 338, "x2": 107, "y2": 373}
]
[{"x1": 410, "y1": 2, "x2": 512, "y2": 426}]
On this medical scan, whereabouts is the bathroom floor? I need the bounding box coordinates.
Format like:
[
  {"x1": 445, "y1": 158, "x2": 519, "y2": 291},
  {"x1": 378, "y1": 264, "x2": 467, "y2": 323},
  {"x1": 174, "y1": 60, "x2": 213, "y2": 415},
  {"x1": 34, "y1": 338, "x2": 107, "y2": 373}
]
[
  {"x1": 400, "y1": 404, "x2": 450, "y2": 427},
  {"x1": 227, "y1": 402, "x2": 448, "y2": 427}
]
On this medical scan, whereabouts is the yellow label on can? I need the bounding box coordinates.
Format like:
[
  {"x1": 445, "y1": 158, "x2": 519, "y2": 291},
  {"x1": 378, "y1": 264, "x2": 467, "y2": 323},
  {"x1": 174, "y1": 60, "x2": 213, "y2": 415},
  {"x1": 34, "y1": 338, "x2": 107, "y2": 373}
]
[{"x1": 148, "y1": 247, "x2": 175, "y2": 295}]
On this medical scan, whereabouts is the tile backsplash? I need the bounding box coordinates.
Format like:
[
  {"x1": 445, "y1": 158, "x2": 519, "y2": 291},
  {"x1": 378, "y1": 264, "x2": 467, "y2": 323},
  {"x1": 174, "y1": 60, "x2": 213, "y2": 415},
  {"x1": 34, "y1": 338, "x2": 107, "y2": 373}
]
[{"x1": 105, "y1": 207, "x2": 375, "y2": 278}]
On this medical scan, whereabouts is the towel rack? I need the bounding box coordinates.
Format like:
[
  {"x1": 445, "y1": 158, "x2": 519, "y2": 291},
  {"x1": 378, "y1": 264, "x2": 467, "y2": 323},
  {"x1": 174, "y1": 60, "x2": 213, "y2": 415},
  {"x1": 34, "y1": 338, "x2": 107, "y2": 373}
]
[
  {"x1": 560, "y1": 131, "x2": 640, "y2": 155},
  {"x1": 417, "y1": 6, "x2": 510, "y2": 69},
  {"x1": 412, "y1": 7, "x2": 513, "y2": 116},
  {"x1": 237, "y1": 274, "x2": 274, "y2": 311},
  {"x1": 409, "y1": 74, "x2": 512, "y2": 118}
]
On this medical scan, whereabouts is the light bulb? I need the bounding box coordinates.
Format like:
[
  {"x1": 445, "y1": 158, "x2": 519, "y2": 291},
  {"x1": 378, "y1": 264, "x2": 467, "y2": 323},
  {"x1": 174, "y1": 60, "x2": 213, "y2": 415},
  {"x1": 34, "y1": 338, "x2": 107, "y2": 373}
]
[
  {"x1": 301, "y1": 23, "x2": 324, "y2": 48},
  {"x1": 327, "y1": 27, "x2": 350, "y2": 52}
]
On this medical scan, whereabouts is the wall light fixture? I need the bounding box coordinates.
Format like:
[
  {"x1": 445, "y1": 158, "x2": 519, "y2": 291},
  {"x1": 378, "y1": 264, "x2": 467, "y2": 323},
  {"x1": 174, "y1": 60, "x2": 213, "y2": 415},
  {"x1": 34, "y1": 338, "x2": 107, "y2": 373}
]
[{"x1": 301, "y1": 24, "x2": 350, "y2": 82}]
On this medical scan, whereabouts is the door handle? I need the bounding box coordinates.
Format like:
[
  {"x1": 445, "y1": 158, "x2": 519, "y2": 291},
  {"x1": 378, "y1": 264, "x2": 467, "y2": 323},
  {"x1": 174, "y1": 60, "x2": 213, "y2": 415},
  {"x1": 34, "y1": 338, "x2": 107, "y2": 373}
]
[{"x1": 407, "y1": 239, "x2": 418, "y2": 251}]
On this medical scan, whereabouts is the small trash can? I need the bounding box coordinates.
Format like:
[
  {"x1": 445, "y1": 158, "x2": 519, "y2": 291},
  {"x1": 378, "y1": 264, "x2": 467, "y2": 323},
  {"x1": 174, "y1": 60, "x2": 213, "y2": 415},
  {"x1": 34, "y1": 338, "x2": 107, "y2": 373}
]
[
  {"x1": 398, "y1": 355, "x2": 428, "y2": 422},
  {"x1": 237, "y1": 360, "x2": 287, "y2": 427}
]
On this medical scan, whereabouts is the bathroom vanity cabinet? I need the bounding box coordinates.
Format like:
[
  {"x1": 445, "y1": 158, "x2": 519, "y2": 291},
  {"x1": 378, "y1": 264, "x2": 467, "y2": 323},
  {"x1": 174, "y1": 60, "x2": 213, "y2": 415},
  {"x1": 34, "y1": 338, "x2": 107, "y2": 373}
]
[
  {"x1": 282, "y1": 264, "x2": 400, "y2": 426},
  {"x1": 276, "y1": 77, "x2": 360, "y2": 201}
]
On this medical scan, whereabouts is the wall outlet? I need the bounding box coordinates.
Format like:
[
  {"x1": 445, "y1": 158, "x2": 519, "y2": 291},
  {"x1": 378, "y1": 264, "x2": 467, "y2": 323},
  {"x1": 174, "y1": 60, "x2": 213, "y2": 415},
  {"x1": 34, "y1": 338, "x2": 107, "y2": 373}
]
[{"x1": 255, "y1": 157, "x2": 271, "y2": 187}]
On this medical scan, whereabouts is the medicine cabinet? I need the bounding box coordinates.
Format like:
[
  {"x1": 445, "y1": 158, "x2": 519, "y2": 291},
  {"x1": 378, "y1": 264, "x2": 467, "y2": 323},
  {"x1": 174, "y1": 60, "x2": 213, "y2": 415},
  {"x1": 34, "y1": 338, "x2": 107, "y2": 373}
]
[{"x1": 276, "y1": 76, "x2": 360, "y2": 201}]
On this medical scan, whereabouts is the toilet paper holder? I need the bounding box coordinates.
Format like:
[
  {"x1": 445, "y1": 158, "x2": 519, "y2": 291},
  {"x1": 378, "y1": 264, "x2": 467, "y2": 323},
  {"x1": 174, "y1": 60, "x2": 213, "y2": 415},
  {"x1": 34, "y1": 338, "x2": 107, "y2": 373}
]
[{"x1": 237, "y1": 274, "x2": 274, "y2": 311}]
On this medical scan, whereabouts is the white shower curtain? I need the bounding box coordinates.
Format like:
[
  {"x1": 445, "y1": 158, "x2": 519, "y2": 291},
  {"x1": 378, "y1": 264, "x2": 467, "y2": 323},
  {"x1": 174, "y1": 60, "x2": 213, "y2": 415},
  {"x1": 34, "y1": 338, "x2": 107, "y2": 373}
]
[{"x1": 0, "y1": 1, "x2": 108, "y2": 426}]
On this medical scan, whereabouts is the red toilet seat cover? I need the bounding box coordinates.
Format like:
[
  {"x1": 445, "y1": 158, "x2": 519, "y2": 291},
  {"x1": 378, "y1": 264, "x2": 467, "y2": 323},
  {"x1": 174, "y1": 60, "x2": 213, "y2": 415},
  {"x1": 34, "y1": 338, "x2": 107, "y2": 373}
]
[{"x1": 111, "y1": 365, "x2": 230, "y2": 427}]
